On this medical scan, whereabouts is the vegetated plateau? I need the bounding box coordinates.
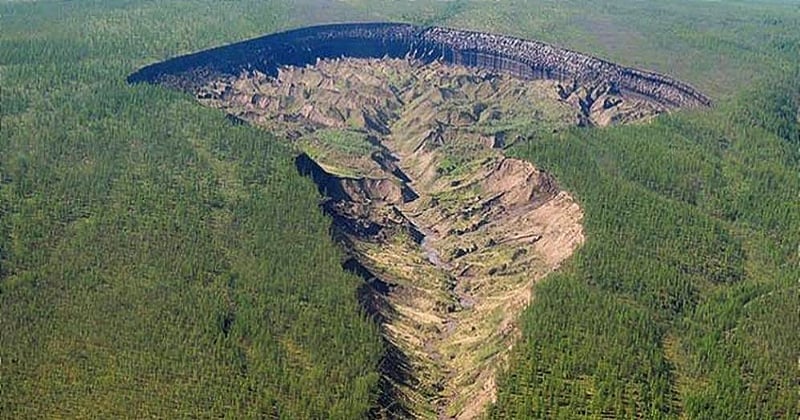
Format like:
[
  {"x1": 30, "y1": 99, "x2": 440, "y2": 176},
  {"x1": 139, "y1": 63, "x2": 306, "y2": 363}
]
[
  {"x1": 1, "y1": 1, "x2": 798, "y2": 419},
  {"x1": 129, "y1": 23, "x2": 712, "y2": 418}
]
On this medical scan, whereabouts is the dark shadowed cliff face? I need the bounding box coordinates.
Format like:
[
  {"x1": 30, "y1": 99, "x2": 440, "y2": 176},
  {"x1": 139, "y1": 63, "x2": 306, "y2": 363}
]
[{"x1": 128, "y1": 22, "x2": 711, "y2": 109}]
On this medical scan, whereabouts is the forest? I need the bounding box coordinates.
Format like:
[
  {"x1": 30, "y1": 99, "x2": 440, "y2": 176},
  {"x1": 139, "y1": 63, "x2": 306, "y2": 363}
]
[{"x1": 1, "y1": 0, "x2": 798, "y2": 418}]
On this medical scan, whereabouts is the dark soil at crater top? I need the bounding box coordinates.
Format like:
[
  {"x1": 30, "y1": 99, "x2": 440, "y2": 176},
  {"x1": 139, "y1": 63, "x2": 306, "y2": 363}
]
[{"x1": 128, "y1": 22, "x2": 710, "y2": 110}]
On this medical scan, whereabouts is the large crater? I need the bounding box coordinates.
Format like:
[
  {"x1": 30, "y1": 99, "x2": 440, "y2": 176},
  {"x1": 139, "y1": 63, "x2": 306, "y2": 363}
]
[{"x1": 130, "y1": 23, "x2": 710, "y2": 419}]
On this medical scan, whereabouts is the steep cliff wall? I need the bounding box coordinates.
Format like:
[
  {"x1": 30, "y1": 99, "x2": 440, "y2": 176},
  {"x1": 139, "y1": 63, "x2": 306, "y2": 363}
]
[{"x1": 128, "y1": 22, "x2": 711, "y2": 108}]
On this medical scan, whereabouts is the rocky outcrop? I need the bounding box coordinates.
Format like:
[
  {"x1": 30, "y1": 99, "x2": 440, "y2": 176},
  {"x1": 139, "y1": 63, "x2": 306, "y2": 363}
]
[{"x1": 129, "y1": 22, "x2": 711, "y2": 109}]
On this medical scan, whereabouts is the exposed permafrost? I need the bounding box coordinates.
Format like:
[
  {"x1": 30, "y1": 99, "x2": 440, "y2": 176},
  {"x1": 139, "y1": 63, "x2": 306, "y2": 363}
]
[{"x1": 128, "y1": 22, "x2": 711, "y2": 109}]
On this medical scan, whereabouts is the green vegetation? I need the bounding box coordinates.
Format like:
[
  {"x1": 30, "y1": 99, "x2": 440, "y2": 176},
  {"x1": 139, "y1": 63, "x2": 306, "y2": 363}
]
[
  {"x1": 1, "y1": 0, "x2": 799, "y2": 418},
  {"x1": 489, "y1": 77, "x2": 800, "y2": 418},
  {"x1": 0, "y1": 1, "x2": 382, "y2": 418},
  {"x1": 312, "y1": 129, "x2": 375, "y2": 156},
  {"x1": 298, "y1": 129, "x2": 379, "y2": 177}
]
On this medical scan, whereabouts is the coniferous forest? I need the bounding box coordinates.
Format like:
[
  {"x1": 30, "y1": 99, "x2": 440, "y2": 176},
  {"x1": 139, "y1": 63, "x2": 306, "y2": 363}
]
[{"x1": 1, "y1": 0, "x2": 798, "y2": 418}]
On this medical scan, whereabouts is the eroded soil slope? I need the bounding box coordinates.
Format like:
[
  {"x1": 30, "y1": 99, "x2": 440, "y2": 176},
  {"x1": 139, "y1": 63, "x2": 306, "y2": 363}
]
[{"x1": 191, "y1": 58, "x2": 659, "y2": 418}]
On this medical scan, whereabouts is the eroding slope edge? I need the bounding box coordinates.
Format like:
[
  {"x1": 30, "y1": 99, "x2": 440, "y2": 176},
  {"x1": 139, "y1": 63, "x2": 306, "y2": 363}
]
[{"x1": 128, "y1": 22, "x2": 711, "y2": 109}]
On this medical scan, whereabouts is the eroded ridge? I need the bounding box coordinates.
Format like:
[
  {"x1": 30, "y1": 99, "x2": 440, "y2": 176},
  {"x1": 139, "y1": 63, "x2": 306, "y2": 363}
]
[{"x1": 192, "y1": 58, "x2": 587, "y2": 418}]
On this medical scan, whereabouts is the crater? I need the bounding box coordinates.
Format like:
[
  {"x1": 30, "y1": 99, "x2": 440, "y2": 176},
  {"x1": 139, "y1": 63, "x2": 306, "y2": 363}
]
[{"x1": 129, "y1": 23, "x2": 710, "y2": 419}]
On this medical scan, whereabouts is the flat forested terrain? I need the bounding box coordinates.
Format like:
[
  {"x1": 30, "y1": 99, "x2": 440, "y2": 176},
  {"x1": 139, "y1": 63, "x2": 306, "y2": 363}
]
[
  {"x1": 1, "y1": 0, "x2": 798, "y2": 418},
  {"x1": 0, "y1": 1, "x2": 383, "y2": 417}
]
